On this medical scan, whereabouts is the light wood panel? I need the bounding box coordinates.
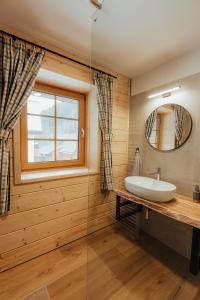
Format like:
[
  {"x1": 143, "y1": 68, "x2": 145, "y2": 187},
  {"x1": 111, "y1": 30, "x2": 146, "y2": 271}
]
[
  {"x1": 11, "y1": 189, "x2": 62, "y2": 214},
  {"x1": 26, "y1": 210, "x2": 88, "y2": 244},
  {"x1": 113, "y1": 165, "x2": 128, "y2": 178},
  {"x1": 0, "y1": 25, "x2": 130, "y2": 272},
  {"x1": 10, "y1": 174, "x2": 88, "y2": 195},
  {"x1": 89, "y1": 192, "x2": 115, "y2": 208},
  {"x1": 88, "y1": 201, "x2": 116, "y2": 221},
  {"x1": 113, "y1": 117, "x2": 129, "y2": 130},
  {"x1": 112, "y1": 141, "x2": 128, "y2": 154},
  {"x1": 10, "y1": 182, "x2": 88, "y2": 214},
  {"x1": 0, "y1": 197, "x2": 88, "y2": 236},
  {"x1": 112, "y1": 153, "x2": 128, "y2": 165},
  {"x1": 112, "y1": 130, "x2": 129, "y2": 142},
  {"x1": 0, "y1": 224, "x2": 87, "y2": 272}
]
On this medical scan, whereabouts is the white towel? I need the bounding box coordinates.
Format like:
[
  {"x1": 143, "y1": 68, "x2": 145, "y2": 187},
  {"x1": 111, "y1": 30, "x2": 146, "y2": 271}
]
[{"x1": 132, "y1": 150, "x2": 141, "y2": 176}]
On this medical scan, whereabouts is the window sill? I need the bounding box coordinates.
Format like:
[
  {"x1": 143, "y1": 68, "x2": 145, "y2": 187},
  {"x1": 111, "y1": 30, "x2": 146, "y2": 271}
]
[{"x1": 20, "y1": 167, "x2": 97, "y2": 184}]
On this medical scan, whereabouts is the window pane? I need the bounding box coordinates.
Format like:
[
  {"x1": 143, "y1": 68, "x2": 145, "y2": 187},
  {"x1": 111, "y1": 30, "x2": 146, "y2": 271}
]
[
  {"x1": 28, "y1": 140, "x2": 55, "y2": 162},
  {"x1": 28, "y1": 115, "x2": 55, "y2": 139},
  {"x1": 56, "y1": 97, "x2": 79, "y2": 119},
  {"x1": 28, "y1": 92, "x2": 55, "y2": 116},
  {"x1": 56, "y1": 141, "x2": 78, "y2": 160},
  {"x1": 57, "y1": 119, "x2": 78, "y2": 140}
]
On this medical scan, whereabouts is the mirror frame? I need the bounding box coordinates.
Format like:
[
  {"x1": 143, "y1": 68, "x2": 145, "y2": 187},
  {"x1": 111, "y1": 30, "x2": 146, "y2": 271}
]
[{"x1": 145, "y1": 103, "x2": 193, "y2": 152}]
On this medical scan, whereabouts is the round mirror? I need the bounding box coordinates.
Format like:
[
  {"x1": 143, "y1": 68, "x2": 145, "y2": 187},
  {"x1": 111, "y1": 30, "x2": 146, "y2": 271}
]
[{"x1": 145, "y1": 104, "x2": 192, "y2": 151}]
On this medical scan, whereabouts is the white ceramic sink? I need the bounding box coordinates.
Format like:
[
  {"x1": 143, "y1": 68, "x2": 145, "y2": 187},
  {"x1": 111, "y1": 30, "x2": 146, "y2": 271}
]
[{"x1": 125, "y1": 176, "x2": 176, "y2": 202}]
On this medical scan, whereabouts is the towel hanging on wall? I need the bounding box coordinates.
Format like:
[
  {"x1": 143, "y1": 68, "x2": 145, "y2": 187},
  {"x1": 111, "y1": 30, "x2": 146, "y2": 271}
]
[{"x1": 132, "y1": 147, "x2": 141, "y2": 176}]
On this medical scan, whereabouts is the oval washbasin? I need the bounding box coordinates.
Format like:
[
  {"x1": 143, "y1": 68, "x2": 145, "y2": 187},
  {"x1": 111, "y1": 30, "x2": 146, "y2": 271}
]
[{"x1": 125, "y1": 176, "x2": 176, "y2": 202}]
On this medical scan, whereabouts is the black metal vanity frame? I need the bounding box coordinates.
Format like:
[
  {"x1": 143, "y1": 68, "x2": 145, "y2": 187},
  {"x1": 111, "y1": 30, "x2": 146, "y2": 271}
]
[
  {"x1": 116, "y1": 195, "x2": 142, "y2": 221},
  {"x1": 116, "y1": 194, "x2": 200, "y2": 276},
  {"x1": 190, "y1": 227, "x2": 200, "y2": 275}
]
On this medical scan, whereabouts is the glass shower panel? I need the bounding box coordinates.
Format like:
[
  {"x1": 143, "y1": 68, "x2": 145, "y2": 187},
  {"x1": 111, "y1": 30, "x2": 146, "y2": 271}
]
[{"x1": 87, "y1": 3, "x2": 139, "y2": 299}]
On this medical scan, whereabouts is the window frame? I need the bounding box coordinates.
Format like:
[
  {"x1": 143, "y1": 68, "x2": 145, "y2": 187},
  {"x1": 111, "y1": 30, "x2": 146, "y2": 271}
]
[{"x1": 20, "y1": 83, "x2": 86, "y2": 171}]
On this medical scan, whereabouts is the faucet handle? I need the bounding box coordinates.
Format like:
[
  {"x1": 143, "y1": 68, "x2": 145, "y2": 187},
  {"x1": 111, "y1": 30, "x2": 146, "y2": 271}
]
[
  {"x1": 149, "y1": 168, "x2": 161, "y2": 180},
  {"x1": 149, "y1": 167, "x2": 160, "y2": 173}
]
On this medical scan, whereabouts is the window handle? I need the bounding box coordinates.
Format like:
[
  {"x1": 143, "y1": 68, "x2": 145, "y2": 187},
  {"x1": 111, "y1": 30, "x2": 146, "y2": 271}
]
[{"x1": 80, "y1": 128, "x2": 85, "y2": 138}]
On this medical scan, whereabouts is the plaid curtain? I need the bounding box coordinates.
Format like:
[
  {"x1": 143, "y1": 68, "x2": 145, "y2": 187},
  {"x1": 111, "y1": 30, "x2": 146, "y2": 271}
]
[
  {"x1": 0, "y1": 33, "x2": 44, "y2": 215},
  {"x1": 145, "y1": 109, "x2": 157, "y2": 139},
  {"x1": 175, "y1": 104, "x2": 185, "y2": 147},
  {"x1": 93, "y1": 72, "x2": 113, "y2": 192}
]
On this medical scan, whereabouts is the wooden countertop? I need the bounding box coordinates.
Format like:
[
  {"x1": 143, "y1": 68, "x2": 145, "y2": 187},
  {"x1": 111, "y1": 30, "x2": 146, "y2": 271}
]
[{"x1": 114, "y1": 189, "x2": 200, "y2": 229}]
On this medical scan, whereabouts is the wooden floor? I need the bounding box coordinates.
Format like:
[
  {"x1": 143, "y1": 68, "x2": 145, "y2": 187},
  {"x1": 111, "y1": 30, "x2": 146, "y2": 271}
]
[{"x1": 0, "y1": 225, "x2": 200, "y2": 300}]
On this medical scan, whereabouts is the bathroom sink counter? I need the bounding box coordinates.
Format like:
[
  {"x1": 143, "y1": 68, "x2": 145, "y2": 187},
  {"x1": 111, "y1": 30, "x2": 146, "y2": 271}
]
[
  {"x1": 114, "y1": 188, "x2": 200, "y2": 276},
  {"x1": 114, "y1": 188, "x2": 200, "y2": 228}
]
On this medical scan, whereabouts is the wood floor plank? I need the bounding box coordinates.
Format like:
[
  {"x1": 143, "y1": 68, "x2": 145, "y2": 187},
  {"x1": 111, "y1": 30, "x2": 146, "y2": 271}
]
[
  {"x1": 21, "y1": 287, "x2": 50, "y2": 300},
  {"x1": 0, "y1": 226, "x2": 199, "y2": 300},
  {"x1": 47, "y1": 265, "x2": 86, "y2": 300},
  {"x1": 0, "y1": 239, "x2": 87, "y2": 300}
]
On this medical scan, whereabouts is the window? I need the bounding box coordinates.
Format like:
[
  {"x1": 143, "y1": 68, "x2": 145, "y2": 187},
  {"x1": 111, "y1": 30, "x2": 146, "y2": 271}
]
[{"x1": 21, "y1": 83, "x2": 86, "y2": 171}]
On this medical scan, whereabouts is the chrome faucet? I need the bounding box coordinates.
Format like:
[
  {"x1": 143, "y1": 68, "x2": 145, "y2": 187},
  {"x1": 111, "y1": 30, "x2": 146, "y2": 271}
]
[{"x1": 149, "y1": 168, "x2": 161, "y2": 180}]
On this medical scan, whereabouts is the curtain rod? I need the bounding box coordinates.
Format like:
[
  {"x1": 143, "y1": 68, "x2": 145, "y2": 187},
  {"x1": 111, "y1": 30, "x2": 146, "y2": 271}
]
[{"x1": 0, "y1": 30, "x2": 117, "y2": 79}]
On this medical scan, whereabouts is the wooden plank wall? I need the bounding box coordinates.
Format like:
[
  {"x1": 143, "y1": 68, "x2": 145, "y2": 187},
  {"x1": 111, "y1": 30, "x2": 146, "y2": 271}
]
[{"x1": 0, "y1": 30, "x2": 130, "y2": 272}]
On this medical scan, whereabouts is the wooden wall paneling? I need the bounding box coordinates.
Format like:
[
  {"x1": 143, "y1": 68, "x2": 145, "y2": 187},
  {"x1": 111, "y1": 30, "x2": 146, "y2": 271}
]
[
  {"x1": 89, "y1": 192, "x2": 115, "y2": 208},
  {"x1": 0, "y1": 209, "x2": 88, "y2": 254},
  {"x1": 10, "y1": 175, "x2": 88, "y2": 195},
  {"x1": 0, "y1": 197, "x2": 88, "y2": 236},
  {"x1": 112, "y1": 130, "x2": 129, "y2": 142},
  {"x1": 88, "y1": 174, "x2": 100, "y2": 182},
  {"x1": 113, "y1": 103, "x2": 129, "y2": 117},
  {"x1": 60, "y1": 183, "x2": 88, "y2": 201},
  {"x1": 112, "y1": 153, "x2": 128, "y2": 165},
  {"x1": 88, "y1": 202, "x2": 116, "y2": 221},
  {"x1": 113, "y1": 165, "x2": 128, "y2": 178},
  {"x1": 10, "y1": 189, "x2": 62, "y2": 214},
  {"x1": 88, "y1": 181, "x2": 101, "y2": 195},
  {"x1": 0, "y1": 229, "x2": 25, "y2": 253},
  {"x1": 0, "y1": 24, "x2": 92, "y2": 78},
  {"x1": 87, "y1": 215, "x2": 115, "y2": 235},
  {"x1": 112, "y1": 117, "x2": 129, "y2": 131},
  {"x1": 112, "y1": 141, "x2": 128, "y2": 154},
  {"x1": 0, "y1": 26, "x2": 130, "y2": 271},
  {"x1": 25, "y1": 210, "x2": 88, "y2": 244},
  {"x1": 42, "y1": 55, "x2": 91, "y2": 84},
  {"x1": 0, "y1": 223, "x2": 88, "y2": 272}
]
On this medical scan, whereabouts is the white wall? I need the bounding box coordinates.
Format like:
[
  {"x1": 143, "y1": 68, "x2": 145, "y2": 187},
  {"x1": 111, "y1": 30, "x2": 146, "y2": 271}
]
[
  {"x1": 131, "y1": 48, "x2": 200, "y2": 96},
  {"x1": 129, "y1": 72, "x2": 200, "y2": 258}
]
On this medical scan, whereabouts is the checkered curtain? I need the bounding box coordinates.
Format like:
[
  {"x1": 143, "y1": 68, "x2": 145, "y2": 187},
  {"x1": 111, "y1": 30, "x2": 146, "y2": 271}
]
[
  {"x1": 0, "y1": 33, "x2": 44, "y2": 215},
  {"x1": 145, "y1": 109, "x2": 157, "y2": 139},
  {"x1": 175, "y1": 104, "x2": 184, "y2": 147},
  {"x1": 93, "y1": 72, "x2": 113, "y2": 192}
]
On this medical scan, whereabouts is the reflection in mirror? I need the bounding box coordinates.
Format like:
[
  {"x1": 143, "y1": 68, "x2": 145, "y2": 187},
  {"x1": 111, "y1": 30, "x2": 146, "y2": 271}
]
[{"x1": 145, "y1": 104, "x2": 192, "y2": 151}]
